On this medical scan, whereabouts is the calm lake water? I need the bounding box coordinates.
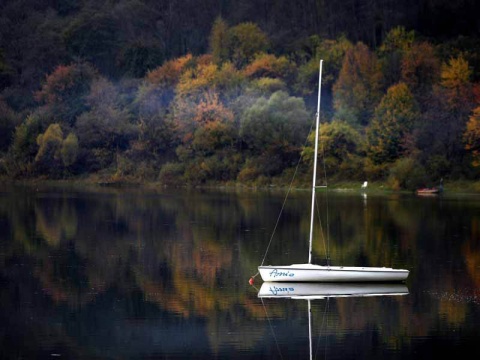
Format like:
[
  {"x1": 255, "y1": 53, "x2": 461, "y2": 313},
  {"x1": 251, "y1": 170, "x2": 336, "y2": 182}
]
[{"x1": 1, "y1": 184, "x2": 479, "y2": 359}]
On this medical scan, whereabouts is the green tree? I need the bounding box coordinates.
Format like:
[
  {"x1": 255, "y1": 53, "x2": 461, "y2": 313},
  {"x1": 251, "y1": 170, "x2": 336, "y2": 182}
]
[
  {"x1": 387, "y1": 157, "x2": 427, "y2": 191},
  {"x1": 415, "y1": 56, "x2": 477, "y2": 177},
  {"x1": 75, "y1": 78, "x2": 136, "y2": 171},
  {"x1": 333, "y1": 42, "x2": 383, "y2": 127},
  {"x1": 0, "y1": 48, "x2": 13, "y2": 90},
  {"x1": 209, "y1": 17, "x2": 230, "y2": 65},
  {"x1": 367, "y1": 83, "x2": 418, "y2": 164},
  {"x1": 401, "y1": 41, "x2": 440, "y2": 100},
  {"x1": 64, "y1": 11, "x2": 119, "y2": 77},
  {"x1": 7, "y1": 113, "x2": 46, "y2": 176},
  {"x1": 61, "y1": 132, "x2": 79, "y2": 167},
  {"x1": 378, "y1": 26, "x2": 415, "y2": 88},
  {"x1": 415, "y1": 83, "x2": 475, "y2": 179},
  {"x1": 379, "y1": 27, "x2": 415, "y2": 55},
  {"x1": 296, "y1": 35, "x2": 353, "y2": 96},
  {"x1": 302, "y1": 120, "x2": 363, "y2": 179},
  {"x1": 463, "y1": 106, "x2": 480, "y2": 167},
  {"x1": 116, "y1": 41, "x2": 164, "y2": 78},
  {"x1": 213, "y1": 61, "x2": 246, "y2": 99},
  {"x1": 248, "y1": 78, "x2": 287, "y2": 95},
  {"x1": 228, "y1": 22, "x2": 269, "y2": 68},
  {"x1": 0, "y1": 100, "x2": 18, "y2": 152},
  {"x1": 239, "y1": 91, "x2": 309, "y2": 178}
]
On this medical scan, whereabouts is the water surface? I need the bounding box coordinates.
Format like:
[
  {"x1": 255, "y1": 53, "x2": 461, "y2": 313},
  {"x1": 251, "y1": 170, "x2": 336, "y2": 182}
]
[{"x1": 1, "y1": 184, "x2": 479, "y2": 359}]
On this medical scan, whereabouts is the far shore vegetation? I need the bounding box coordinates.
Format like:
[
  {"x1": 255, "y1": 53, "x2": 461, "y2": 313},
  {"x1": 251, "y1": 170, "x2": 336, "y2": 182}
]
[{"x1": 1, "y1": 9, "x2": 480, "y2": 192}]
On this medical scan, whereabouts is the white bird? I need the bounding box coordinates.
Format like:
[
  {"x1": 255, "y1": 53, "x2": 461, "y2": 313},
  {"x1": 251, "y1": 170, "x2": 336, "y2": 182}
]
[{"x1": 361, "y1": 181, "x2": 368, "y2": 189}]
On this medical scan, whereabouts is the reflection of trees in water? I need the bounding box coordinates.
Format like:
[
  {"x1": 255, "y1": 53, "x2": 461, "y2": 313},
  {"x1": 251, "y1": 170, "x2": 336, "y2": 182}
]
[
  {"x1": 1, "y1": 188, "x2": 262, "y2": 314},
  {"x1": 2, "y1": 186, "x2": 480, "y2": 354},
  {"x1": 35, "y1": 197, "x2": 78, "y2": 247}
]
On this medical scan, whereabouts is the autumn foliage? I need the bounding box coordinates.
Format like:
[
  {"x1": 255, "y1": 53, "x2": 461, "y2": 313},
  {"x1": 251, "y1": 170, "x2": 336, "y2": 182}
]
[{"x1": 1, "y1": 21, "x2": 480, "y2": 188}]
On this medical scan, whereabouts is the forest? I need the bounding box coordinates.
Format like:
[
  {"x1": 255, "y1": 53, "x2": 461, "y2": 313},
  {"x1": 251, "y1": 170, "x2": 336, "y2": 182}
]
[{"x1": 1, "y1": 0, "x2": 480, "y2": 189}]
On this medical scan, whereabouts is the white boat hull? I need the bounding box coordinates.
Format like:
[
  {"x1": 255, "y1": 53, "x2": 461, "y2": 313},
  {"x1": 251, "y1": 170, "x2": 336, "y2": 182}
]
[
  {"x1": 258, "y1": 281, "x2": 409, "y2": 299},
  {"x1": 258, "y1": 264, "x2": 409, "y2": 282}
]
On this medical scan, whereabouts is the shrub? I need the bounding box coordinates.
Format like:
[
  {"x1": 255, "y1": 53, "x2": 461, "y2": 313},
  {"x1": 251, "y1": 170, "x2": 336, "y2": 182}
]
[
  {"x1": 158, "y1": 162, "x2": 185, "y2": 186},
  {"x1": 387, "y1": 157, "x2": 427, "y2": 190}
]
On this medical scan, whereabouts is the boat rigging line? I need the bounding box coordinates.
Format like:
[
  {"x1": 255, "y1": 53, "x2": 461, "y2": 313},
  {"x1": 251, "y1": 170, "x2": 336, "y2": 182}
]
[{"x1": 250, "y1": 69, "x2": 332, "y2": 282}]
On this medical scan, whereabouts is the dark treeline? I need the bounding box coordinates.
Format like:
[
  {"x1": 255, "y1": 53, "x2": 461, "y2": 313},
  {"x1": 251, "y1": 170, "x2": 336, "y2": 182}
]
[
  {"x1": 1, "y1": 0, "x2": 480, "y2": 107},
  {"x1": 0, "y1": 0, "x2": 480, "y2": 188}
]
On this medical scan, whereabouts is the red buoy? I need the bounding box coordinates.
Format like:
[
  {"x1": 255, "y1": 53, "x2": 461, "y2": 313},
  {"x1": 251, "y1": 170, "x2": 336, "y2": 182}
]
[{"x1": 249, "y1": 277, "x2": 254, "y2": 285}]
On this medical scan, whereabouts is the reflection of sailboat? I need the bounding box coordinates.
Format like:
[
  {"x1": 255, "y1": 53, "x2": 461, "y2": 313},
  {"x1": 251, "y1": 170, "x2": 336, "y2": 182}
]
[
  {"x1": 258, "y1": 282, "x2": 408, "y2": 360},
  {"x1": 258, "y1": 282, "x2": 409, "y2": 299},
  {"x1": 258, "y1": 60, "x2": 409, "y2": 283}
]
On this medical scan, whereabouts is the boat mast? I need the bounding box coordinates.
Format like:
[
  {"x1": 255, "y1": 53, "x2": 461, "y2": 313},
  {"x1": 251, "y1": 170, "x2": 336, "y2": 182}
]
[
  {"x1": 308, "y1": 60, "x2": 323, "y2": 264},
  {"x1": 308, "y1": 299, "x2": 313, "y2": 360}
]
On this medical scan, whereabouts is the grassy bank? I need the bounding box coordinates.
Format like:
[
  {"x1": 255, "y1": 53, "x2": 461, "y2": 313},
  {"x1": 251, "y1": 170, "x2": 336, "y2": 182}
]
[{"x1": 2, "y1": 175, "x2": 480, "y2": 196}]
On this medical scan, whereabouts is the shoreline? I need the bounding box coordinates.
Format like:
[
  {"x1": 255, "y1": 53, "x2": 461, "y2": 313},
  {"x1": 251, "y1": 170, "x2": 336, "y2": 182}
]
[{"x1": 2, "y1": 177, "x2": 480, "y2": 196}]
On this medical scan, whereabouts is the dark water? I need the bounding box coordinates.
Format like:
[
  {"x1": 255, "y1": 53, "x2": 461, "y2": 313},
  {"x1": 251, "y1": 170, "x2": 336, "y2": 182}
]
[{"x1": 1, "y1": 184, "x2": 479, "y2": 359}]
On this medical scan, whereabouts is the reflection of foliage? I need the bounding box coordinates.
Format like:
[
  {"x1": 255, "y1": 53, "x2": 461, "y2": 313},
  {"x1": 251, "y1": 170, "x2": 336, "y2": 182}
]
[
  {"x1": 2, "y1": 185, "x2": 480, "y2": 356},
  {"x1": 35, "y1": 197, "x2": 78, "y2": 247}
]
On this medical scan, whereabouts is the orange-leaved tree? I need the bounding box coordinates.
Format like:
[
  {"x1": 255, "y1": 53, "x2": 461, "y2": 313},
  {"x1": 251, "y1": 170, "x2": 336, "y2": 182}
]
[
  {"x1": 35, "y1": 62, "x2": 97, "y2": 125},
  {"x1": 174, "y1": 92, "x2": 238, "y2": 183},
  {"x1": 243, "y1": 53, "x2": 294, "y2": 81},
  {"x1": 401, "y1": 41, "x2": 440, "y2": 99}
]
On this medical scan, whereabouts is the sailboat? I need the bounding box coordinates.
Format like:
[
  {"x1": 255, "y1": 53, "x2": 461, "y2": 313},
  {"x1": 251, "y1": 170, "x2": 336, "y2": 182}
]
[{"x1": 258, "y1": 60, "x2": 409, "y2": 283}]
